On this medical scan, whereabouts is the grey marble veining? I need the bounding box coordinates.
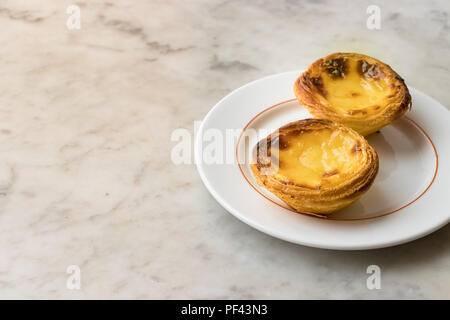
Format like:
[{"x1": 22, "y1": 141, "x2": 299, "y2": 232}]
[{"x1": 0, "y1": 0, "x2": 448, "y2": 299}]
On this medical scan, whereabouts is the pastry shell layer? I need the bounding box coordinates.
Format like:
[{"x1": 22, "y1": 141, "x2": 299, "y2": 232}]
[
  {"x1": 250, "y1": 119, "x2": 379, "y2": 216},
  {"x1": 294, "y1": 52, "x2": 411, "y2": 136}
]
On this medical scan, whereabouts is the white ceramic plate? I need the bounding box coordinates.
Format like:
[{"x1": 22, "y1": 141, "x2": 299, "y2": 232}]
[{"x1": 195, "y1": 71, "x2": 450, "y2": 250}]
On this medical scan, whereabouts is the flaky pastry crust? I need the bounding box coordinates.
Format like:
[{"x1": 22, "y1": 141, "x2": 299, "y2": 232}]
[
  {"x1": 294, "y1": 52, "x2": 411, "y2": 136},
  {"x1": 250, "y1": 119, "x2": 379, "y2": 216}
]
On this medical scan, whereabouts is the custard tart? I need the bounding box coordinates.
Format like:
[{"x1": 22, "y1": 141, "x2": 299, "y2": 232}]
[
  {"x1": 294, "y1": 53, "x2": 411, "y2": 136},
  {"x1": 250, "y1": 119, "x2": 379, "y2": 216}
]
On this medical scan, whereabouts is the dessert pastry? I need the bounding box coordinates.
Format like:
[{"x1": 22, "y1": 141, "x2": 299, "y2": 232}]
[
  {"x1": 250, "y1": 119, "x2": 379, "y2": 216},
  {"x1": 294, "y1": 52, "x2": 411, "y2": 136}
]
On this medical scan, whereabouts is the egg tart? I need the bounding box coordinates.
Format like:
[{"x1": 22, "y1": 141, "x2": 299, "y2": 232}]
[
  {"x1": 250, "y1": 119, "x2": 379, "y2": 216},
  {"x1": 294, "y1": 53, "x2": 411, "y2": 136}
]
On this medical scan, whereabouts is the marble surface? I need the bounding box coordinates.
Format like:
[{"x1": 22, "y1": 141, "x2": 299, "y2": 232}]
[{"x1": 0, "y1": 0, "x2": 449, "y2": 299}]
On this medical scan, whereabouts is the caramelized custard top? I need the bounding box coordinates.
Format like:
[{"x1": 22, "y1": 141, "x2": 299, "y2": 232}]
[
  {"x1": 315, "y1": 57, "x2": 393, "y2": 116},
  {"x1": 274, "y1": 128, "x2": 363, "y2": 188}
]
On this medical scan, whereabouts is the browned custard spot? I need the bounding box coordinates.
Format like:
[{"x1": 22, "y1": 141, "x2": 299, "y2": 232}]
[
  {"x1": 310, "y1": 76, "x2": 327, "y2": 97},
  {"x1": 322, "y1": 58, "x2": 348, "y2": 79},
  {"x1": 323, "y1": 169, "x2": 339, "y2": 177},
  {"x1": 358, "y1": 59, "x2": 385, "y2": 79},
  {"x1": 351, "y1": 141, "x2": 362, "y2": 154},
  {"x1": 347, "y1": 109, "x2": 368, "y2": 115}
]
